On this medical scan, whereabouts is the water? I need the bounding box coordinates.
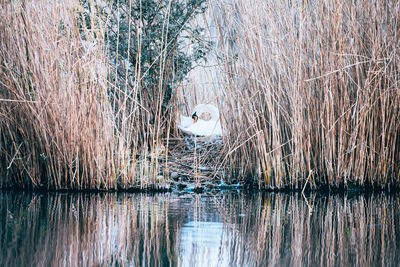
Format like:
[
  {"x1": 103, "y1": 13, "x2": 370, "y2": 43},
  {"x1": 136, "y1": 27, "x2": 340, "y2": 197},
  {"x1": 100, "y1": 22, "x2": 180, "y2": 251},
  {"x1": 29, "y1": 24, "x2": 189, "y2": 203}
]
[{"x1": 1, "y1": 191, "x2": 400, "y2": 266}]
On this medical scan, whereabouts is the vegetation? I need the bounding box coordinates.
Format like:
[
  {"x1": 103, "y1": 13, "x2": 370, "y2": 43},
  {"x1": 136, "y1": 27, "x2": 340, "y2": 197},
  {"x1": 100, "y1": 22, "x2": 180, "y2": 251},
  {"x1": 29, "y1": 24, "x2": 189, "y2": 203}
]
[
  {"x1": 0, "y1": 0, "x2": 117, "y2": 189},
  {"x1": 99, "y1": 0, "x2": 210, "y2": 143},
  {"x1": 0, "y1": 0, "x2": 209, "y2": 190},
  {"x1": 214, "y1": 0, "x2": 400, "y2": 190},
  {"x1": 0, "y1": 0, "x2": 399, "y2": 191}
]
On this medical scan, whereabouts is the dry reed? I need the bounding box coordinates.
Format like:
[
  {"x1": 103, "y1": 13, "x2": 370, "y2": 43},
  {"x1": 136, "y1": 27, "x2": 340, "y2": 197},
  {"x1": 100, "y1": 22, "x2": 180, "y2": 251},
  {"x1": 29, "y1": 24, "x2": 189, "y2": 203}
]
[
  {"x1": 2, "y1": 0, "x2": 400, "y2": 191},
  {"x1": 0, "y1": 0, "x2": 170, "y2": 190},
  {"x1": 212, "y1": 0, "x2": 400, "y2": 189}
]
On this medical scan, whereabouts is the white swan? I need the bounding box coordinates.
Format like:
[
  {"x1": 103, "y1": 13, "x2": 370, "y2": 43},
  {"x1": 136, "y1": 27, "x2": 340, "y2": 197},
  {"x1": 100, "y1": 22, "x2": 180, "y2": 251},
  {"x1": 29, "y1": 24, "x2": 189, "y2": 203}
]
[{"x1": 178, "y1": 104, "x2": 222, "y2": 136}]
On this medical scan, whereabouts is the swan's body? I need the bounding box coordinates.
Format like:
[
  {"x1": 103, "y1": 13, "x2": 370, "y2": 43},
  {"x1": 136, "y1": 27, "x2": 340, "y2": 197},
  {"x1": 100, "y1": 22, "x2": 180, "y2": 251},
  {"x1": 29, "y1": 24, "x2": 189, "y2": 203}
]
[{"x1": 178, "y1": 104, "x2": 222, "y2": 136}]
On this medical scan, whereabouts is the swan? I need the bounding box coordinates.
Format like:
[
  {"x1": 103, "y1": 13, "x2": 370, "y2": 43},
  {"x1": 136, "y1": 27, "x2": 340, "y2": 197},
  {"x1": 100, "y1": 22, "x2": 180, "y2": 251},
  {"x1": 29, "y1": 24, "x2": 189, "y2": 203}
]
[{"x1": 178, "y1": 104, "x2": 222, "y2": 136}]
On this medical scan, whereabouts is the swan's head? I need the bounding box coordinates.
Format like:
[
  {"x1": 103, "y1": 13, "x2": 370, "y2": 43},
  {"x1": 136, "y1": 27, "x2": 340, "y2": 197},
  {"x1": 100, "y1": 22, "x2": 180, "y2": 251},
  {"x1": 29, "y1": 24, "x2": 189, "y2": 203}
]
[
  {"x1": 191, "y1": 112, "x2": 198, "y2": 123},
  {"x1": 191, "y1": 104, "x2": 220, "y2": 122}
]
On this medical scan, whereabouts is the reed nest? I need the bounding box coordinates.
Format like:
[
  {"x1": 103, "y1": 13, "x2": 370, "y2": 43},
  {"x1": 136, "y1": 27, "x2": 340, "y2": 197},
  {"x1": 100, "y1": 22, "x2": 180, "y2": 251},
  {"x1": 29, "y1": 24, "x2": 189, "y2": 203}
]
[{"x1": 161, "y1": 136, "x2": 225, "y2": 184}]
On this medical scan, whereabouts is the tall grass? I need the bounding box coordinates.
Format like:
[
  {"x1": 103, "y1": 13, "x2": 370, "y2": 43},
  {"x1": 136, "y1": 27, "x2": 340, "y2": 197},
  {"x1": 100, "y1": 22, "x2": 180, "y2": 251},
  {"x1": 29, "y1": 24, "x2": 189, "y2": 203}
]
[
  {"x1": 0, "y1": 0, "x2": 170, "y2": 190},
  {"x1": 2, "y1": 0, "x2": 400, "y2": 191},
  {"x1": 213, "y1": 0, "x2": 400, "y2": 189}
]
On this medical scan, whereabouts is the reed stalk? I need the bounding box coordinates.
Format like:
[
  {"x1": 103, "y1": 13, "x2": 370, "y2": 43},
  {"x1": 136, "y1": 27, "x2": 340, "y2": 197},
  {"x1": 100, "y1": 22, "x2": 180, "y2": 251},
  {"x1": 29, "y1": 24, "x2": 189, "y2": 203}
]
[
  {"x1": 212, "y1": 0, "x2": 400, "y2": 189},
  {"x1": 0, "y1": 0, "x2": 172, "y2": 189}
]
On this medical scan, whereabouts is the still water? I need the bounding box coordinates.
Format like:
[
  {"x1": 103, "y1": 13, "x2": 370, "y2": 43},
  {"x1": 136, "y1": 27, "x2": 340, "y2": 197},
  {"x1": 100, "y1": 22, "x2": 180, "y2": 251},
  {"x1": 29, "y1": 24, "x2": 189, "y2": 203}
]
[{"x1": 1, "y1": 191, "x2": 400, "y2": 266}]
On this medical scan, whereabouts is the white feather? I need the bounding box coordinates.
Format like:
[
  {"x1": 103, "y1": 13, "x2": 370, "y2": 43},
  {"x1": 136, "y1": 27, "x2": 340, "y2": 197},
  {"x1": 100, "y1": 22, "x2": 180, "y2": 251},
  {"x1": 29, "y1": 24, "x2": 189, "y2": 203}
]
[{"x1": 178, "y1": 104, "x2": 223, "y2": 137}]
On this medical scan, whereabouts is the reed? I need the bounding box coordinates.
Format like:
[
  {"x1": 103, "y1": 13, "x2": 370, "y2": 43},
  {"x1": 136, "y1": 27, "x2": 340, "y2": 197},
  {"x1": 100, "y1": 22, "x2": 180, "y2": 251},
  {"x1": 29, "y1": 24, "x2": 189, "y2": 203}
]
[
  {"x1": 212, "y1": 0, "x2": 400, "y2": 189},
  {"x1": 0, "y1": 0, "x2": 171, "y2": 189},
  {"x1": 2, "y1": 0, "x2": 400, "y2": 191}
]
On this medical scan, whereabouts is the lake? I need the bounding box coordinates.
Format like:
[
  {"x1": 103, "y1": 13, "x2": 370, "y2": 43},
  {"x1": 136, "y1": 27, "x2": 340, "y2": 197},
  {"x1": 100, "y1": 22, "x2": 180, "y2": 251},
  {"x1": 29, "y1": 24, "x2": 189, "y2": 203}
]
[{"x1": 1, "y1": 191, "x2": 399, "y2": 266}]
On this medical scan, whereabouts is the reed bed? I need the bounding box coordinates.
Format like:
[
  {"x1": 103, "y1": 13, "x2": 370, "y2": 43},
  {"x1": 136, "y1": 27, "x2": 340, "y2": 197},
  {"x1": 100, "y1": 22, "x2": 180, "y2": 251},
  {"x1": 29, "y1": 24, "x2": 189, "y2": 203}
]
[
  {"x1": 0, "y1": 0, "x2": 172, "y2": 190},
  {"x1": 1, "y1": 0, "x2": 400, "y2": 191},
  {"x1": 212, "y1": 0, "x2": 400, "y2": 189}
]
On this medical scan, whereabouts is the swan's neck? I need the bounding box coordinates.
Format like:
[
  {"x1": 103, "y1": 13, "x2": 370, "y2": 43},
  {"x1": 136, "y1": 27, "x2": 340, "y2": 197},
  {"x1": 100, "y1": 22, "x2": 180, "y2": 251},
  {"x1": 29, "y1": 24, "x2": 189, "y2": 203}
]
[{"x1": 193, "y1": 104, "x2": 220, "y2": 121}]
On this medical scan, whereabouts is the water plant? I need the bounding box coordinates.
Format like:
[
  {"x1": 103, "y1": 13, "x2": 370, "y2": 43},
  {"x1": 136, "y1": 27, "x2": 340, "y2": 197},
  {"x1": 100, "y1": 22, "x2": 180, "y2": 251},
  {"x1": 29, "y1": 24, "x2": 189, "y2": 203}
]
[
  {"x1": 213, "y1": 0, "x2": 400, "y2": 190},
  {"x1": 1, "y1": 0, "x2": 399, "y2": 191},
  {"x1": 0, "y1": 0, "x2": 209, "y2": 190}
]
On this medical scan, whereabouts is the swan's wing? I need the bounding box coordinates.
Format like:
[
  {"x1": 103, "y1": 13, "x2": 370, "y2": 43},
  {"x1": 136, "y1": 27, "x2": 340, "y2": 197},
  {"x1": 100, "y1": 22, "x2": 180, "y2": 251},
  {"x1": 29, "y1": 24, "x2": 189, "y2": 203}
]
[
  {"x1": 208, "y1": 120, "x2": 222, "y2": 136},
  {"x1": 178, "y1": 115, "x2": 193, "y2": 129},
  {"x1": 184, "y1": 120, "x2": 222, "y2": 136},
  {"x1": 179, "y1": 126, "x2": 195, "y2": 135},
  {"x1": 213, "y1": 121, "x2": 223, "y2": 136}
]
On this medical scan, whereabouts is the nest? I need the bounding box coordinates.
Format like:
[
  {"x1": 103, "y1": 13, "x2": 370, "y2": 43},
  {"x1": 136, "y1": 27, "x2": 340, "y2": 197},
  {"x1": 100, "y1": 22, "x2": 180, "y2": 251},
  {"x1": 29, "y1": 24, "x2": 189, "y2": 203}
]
[{"x1": 161, "y1": 136, "x2": 225, "y2": 183}]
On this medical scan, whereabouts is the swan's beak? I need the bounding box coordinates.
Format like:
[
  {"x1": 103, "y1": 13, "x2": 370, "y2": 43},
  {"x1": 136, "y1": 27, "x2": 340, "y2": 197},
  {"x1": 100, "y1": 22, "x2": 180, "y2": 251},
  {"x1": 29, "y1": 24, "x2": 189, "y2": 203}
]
[{"x1": 192, "y1": 112, "x2": 198, "y2": 123}]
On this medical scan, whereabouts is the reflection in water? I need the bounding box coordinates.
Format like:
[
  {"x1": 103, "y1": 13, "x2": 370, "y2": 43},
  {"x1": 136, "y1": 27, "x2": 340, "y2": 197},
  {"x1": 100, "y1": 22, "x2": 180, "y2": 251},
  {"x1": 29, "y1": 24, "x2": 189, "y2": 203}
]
[
  {"x1": 180, "y1": 221, "x2": 228, "y2": 266},
  {"x1": 1, "y1": 192, "x2": 400, "y2": 266}
]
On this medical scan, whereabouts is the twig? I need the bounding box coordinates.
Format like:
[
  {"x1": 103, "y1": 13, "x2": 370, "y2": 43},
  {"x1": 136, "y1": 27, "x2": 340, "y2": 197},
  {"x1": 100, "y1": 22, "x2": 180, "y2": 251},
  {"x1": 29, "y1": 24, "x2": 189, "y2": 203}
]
[
  {"x1": 301, "y1": 170, "x2": 312, "y2": 195},
  {"x1": 157, "y1": 157, "x2": 217, "y2": 172},
  {"x1": 7, "y1": 143, "x2": 23, "y2": 169}
]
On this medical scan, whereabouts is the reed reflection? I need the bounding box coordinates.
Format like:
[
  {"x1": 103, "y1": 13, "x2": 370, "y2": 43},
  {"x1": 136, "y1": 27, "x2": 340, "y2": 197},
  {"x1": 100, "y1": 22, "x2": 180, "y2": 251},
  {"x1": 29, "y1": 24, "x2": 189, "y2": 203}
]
[
  {"x1": 0, "y1": 193, "x2": 181, "y2": 266},
  {"x1": 0, "y1": 192, "x2": 399, "y2": 266},
  {"x1": 219, "y1": 193, "x2": 400, "y2": 266}
]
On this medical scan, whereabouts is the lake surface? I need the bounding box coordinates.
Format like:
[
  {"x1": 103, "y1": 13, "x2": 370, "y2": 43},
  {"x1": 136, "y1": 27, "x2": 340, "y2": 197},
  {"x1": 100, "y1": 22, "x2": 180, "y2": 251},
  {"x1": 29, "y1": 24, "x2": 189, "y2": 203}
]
[{"x1": 1, "y1": 191, "x2": 400, "y2": 266}]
